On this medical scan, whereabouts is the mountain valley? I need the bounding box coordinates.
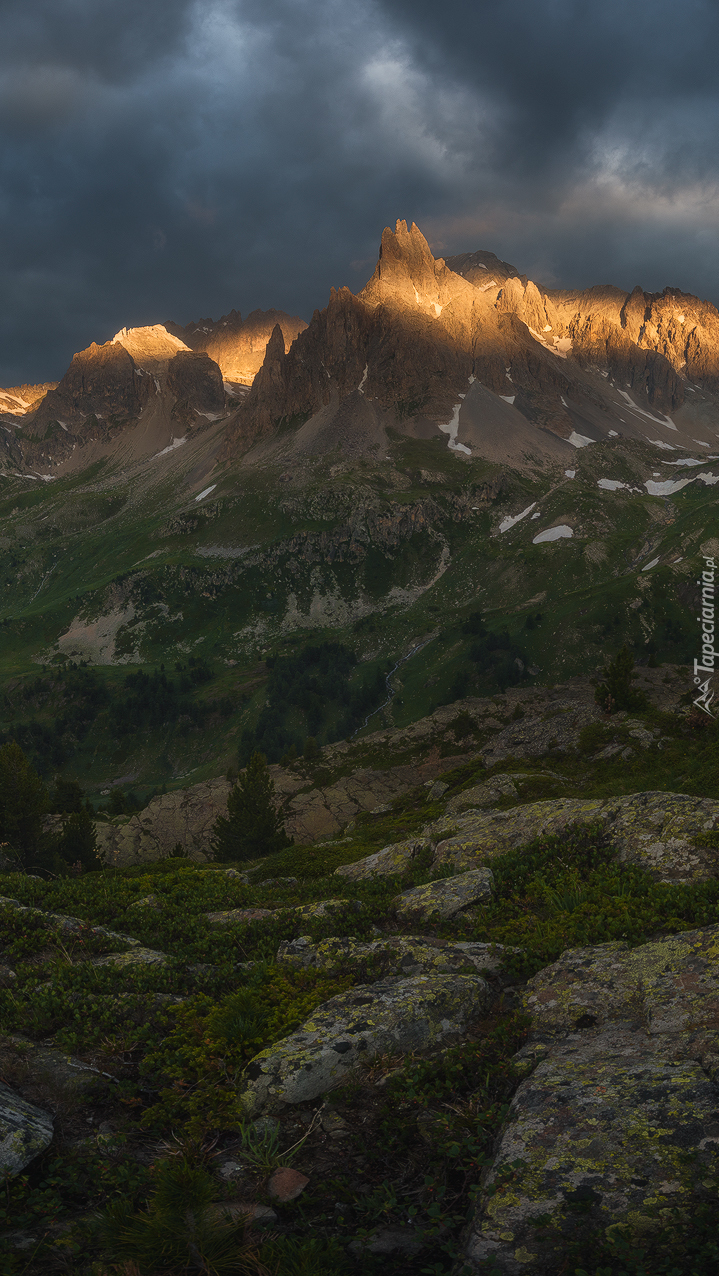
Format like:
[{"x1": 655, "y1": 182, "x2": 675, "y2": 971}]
[{"x1": 1, "y1": 220, "x2": 717, "y2": 801}]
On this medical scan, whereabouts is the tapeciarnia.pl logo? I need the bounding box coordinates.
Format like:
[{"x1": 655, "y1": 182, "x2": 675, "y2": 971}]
[{"x1": 694, "y1": 555, "x2": 716, "y2": 717}]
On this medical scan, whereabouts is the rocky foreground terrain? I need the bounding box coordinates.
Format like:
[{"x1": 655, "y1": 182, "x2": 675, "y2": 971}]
[{"x1": 3, "y1": 666, "x2": 719, "y2": 1274}]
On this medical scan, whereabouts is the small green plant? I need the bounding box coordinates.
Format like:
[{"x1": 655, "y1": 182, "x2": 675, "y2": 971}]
[
  {"x1": 206, "y1": 990, "x2": 269, "y2": 1045},
  {"x1": 238, "y1": 1106, "x2": 324, "y2": 1174},
  {"x1": 259, "y1": 1235, "x2": 350, "y2": 1275},
  {"x1": 97, "y1": 1158, "x2": 268, "y2": 1275}
]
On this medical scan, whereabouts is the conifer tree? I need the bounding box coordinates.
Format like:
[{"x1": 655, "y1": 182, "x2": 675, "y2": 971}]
[
  {"x1": 0, "y1": 741, "x2": 47, "y2": 868},
  {"x1": 212, "y1": 751, "x2": 292, "y2": 862},
  {"x1": 595, "y1": 645, "x2": 648, "y2": 714}
]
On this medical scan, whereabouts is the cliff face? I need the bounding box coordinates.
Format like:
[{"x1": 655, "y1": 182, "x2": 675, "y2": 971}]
[
  {"x1": 220, "y1": 219, "x2": 719, "y2": 461},
  {"x1": 28, "y1": 340, "x2": 148, "y2": 436}
]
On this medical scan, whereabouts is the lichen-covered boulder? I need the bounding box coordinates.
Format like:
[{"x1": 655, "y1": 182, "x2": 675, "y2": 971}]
[
  {"x1": 431, "y1": 792, "x2": 719, "y2": 883},
  {"x1": 0, "y1": 1082, "x2": 53, "y2": 1178},
  {"x1": 289, "y1": 898, "x2": 363, "y2": 920},
  {"x1": 277, "y1": 934, "x2": 517, "y2": 980},
  {"x1": 463, "y1": 922, "x2": 719, "y2": 1273},
  {"x1": 334, "y1": 839, "x2": 431, "y2": 881},
  {"x1": 240, "y1": 973, "x2": 490, "y2": 1113},
  {"x1": 463, "y1": 1025, "x2": 719, "y2": 1275},
  {"x1": 92, "y1": 947, "x2": 167, "y2": 969},
  {"x1": 393, "y1": 869, "x2": 493, "y2": 921},
  {"x1": 444, "y1": 773, "x2": 523, "y2": 816},
  {"x1": 207, "y1": 908, "x2": 276, "y2": 925},
  {"x1": 524, "y1": 923, "x2": 719, "y2": 1041}
]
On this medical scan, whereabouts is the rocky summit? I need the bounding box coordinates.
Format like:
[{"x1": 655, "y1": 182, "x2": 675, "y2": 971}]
[{"x1": 1, "y1": 220, "x2": 719, "y2": 1275}]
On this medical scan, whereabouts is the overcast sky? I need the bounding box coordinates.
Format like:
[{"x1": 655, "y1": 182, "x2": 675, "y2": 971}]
[{"x1": 3, "y1": 0, "x2": 719, "y2": 384}]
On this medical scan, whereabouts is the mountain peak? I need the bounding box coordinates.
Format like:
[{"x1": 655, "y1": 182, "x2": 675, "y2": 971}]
[{"x1": 111, "y1": 324, "x2": 190, "y2": 370}]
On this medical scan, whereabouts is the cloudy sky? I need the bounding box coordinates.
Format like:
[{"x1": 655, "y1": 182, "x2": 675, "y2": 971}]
[{"x1": 3, "y1": 0, "x2": 719, "y2": 384}]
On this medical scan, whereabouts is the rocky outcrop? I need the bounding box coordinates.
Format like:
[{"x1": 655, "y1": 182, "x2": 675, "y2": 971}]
[
  {"x1": 240, "y1": 972, "x2": 490, "y2": 1113},
  {"x1": 276, "y1": 934, "x2": 517, "y2": 980},
  {"x1": 393, "y1": 869, "x2": 494, "y2": 921},
  {"x1": 90, "y1": 670, "x2": 686, "y2": 864},
  {"x1": 463, "y1": 924, "x2": 719, "y2": 1274},
  {"x1": 93, "y1": 778, "x2": 231, "y2": 866},
  {"x1": 430, "y1": 791, "x2": 719, "y2": 883}
]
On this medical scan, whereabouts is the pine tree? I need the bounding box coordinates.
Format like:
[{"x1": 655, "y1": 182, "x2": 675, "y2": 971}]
[
  {"x1": 595, "y1": 646, "x2": 648, "y2": 714},
  {"x1": 212, "y1": 751, "x2": 292, "y2": 863},
  {"x1": 0, "y1": 741, "x2": 47, "y2": 868}
]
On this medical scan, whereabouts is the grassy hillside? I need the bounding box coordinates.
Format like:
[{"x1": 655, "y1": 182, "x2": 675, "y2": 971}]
[{"x1": 0, "y1": 430, "x2": 710, "y2": 799}]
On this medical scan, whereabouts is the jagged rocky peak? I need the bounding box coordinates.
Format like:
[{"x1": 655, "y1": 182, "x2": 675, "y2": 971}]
[
  {"x1": 359, "y1": 219, "x2": 476, "y2": 318},
  {"x1": 166, "y1": 307, "x2": 308, "y2": 385},
  {"x1": 111, "y1": 324, "x2": 191, "y2": 371},
  {"x1": 445, "y1": 248, "x2": 521, "y2": 287},
  {"x1": 0, "y1": 382, "x2": 57, "y2": 417}
]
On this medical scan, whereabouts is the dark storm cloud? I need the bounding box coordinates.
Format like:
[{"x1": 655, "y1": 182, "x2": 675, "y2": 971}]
[{"x1": 2, "y1": 0, "x2": 719, "y2": 383}]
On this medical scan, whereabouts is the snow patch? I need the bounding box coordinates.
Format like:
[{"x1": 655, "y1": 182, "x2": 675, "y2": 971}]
[
  {"x1": 598, "y1": 478, "x2": 632, "y2": 492},
  {"x1": 358, "y1": 364, "x2": 368, "y2": 394},
  {"x1": 533, "y1": 525, "x2": 573, "y2": 544},
  {"x1": 194, "y1": 484, "x2": 217, "y2": 502},
  {"x1": 608, "y1": 430, "x2": 619, "y2": 437},
  {"x1": 432, "y1": 302, "x2": 442, "y2": 316},
  {"x1": 618, "y1": 389, "x2": 677, "y2": 429},
  {"x1": 642, "y1": 557, "x2": 660, "y2": 572},
  {"x1": 693, "y1": 439, "x2": 712, "y2": 447},
  {"x1": 155, "y1": 436, "x2": 187, "y2": 458},
  {"x1": 644, "y1": 478, "x2": 693, "y2": 495},
  {"x1": 697, "y1": 471, "x2": 719, "y2": 486},
  {"x1": 568, "y1": 431, "x2": 594, "y2": 448},
  {"x1": 499, "y1": 502, "x2": 536, "y2": 533},
  {"x1": 645, "y1": 437, "x2": 676, "y2": 451},
  {"x1": 662, "y1": 458, "x2": 704, "y2": 467},
  {"x1": 438, "y1": 402, "x2": 471, "y2": 455},
  {"x1": 500, "y1": 394, "x2": 515, "y2": 404},
  {"x1": 564, "y1": 469, "x2": 576, "y2": 478}
]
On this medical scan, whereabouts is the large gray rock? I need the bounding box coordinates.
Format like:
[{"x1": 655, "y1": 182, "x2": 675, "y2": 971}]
[
  {"x1": 463, "y1": 923, "x2": 719, "y2": 1274},
  {"x1": 0, "y1": 1082, "x2": 53, "y2": 1178},
  {"x1": 464, "y1": 1026, "x2": 719, "y2": 1275},
  {"x1": 334, "y1": 838, "x2": 431, "y2": 881},
  {"x1": 393, "y1": 869, "x2": 494, "y2": 921},
  {"x1": 277, "y1": 934, "x2": 517, "y2": 980},
  {"x1": 240, "y1": 973, "x2": 490, "y2": 1113},
  {"x1": 431, "y1": 792, "x2": 719, "y2": 883}
]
